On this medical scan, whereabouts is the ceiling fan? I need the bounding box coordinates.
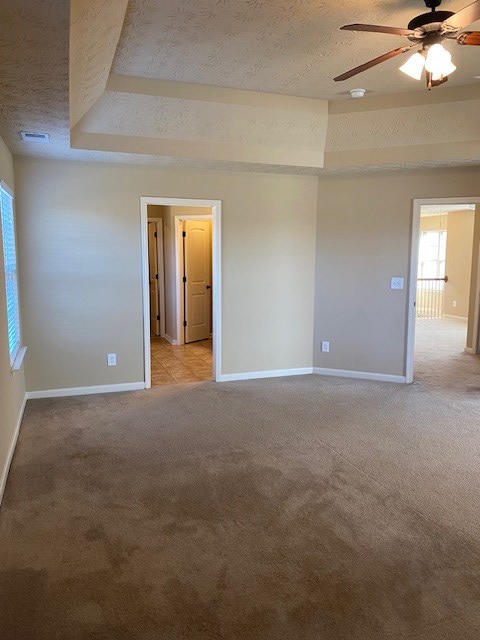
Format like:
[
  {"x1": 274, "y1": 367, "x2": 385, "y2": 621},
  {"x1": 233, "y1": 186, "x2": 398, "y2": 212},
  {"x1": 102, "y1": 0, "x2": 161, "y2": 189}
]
[{"x1": 334, "y1": 0, "x2": 480, "y2": 88}]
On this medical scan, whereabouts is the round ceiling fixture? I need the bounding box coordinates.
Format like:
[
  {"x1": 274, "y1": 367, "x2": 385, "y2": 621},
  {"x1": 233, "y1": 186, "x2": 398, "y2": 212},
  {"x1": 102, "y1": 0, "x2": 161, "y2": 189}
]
[{"x1": 349, "y1": 88, "x2": 366, "y2": 98}]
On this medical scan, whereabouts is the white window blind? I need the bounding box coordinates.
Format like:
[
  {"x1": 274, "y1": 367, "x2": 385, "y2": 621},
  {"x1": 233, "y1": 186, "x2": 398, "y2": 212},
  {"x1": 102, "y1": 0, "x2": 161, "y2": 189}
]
[{"x1": 0, "y1": 182, "x2": 21, "y2": 366}]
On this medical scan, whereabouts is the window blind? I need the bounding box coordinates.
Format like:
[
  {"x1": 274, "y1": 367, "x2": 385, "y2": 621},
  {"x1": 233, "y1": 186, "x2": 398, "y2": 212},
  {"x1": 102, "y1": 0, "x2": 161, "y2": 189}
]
[{"x1": 0, "y1": 183, "x2": 21, "y2": 366}]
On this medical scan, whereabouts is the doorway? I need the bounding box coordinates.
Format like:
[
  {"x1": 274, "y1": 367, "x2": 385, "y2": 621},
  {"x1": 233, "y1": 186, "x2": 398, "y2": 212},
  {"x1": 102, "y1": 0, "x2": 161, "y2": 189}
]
[
  {"x1": 141, "y1": 197, "x2": 222, "y2": 388},
  {"x1": 406, "y1": 198, "x2": 480, "y2": 385}
]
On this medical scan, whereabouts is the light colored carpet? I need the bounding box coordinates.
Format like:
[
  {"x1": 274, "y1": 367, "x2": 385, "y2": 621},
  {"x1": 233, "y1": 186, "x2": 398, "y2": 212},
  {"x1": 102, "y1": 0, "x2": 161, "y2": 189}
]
[
  {"x1": 1, "y1": 339, "x2": 480, "y2": 637},
  {"x1": 414, "y1": 316, "x2": 480, "y2": 390}
]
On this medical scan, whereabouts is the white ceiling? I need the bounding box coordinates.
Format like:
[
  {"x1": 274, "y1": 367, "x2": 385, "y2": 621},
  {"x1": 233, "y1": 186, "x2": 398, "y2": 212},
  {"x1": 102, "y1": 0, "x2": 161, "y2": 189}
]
[{"x1": 0, "y1": 0, "x2": 479, "y2": 172}]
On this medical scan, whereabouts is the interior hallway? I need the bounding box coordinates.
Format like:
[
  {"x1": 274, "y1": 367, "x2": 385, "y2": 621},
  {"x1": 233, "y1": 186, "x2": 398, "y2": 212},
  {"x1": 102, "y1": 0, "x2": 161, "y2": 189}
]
[
  {"x1": 150, "y1": 337, "x2": 212, "y2": 385},
  {"x1": 414, "y1": 316, "x2": 480, "y2": 390}
]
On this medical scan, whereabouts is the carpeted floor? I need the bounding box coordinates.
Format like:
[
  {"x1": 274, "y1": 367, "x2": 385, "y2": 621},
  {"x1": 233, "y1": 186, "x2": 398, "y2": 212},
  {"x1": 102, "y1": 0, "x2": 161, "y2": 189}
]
[
  {"x1": 1, "y1": 326, "x2": 480, "y2": 639},
  {"x1": 414, "y1": 316, "x2": 480, "y2": 391}
]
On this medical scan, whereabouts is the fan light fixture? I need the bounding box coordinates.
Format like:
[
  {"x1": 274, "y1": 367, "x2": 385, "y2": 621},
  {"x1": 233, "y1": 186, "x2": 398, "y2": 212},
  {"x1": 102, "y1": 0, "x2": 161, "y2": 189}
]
[
  {"x1": 399, "y1": 52, "x2": 425, "y2": 79},
  {"x1": 334, "y1": 0, "x2": 480, "y2": 89},
  {"x1": 400, "y1": 43, "x2": 456, "y2": 80},
  {"x1": 425, "y1": 43, "x2": 457, "y2": 78}
]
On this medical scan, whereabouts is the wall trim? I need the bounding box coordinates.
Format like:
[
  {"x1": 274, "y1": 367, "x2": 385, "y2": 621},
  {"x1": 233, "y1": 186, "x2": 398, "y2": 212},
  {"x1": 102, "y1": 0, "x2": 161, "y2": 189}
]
[
  {"x1": 218, "y1": 367, "x2": 313, "y2": 382},
  {"x1": 0, "y1": 394, "x2": 27, "y2": 506},
  {"x1": 313, "y1": 367, "x2": 407, "y2": 383},
  {"x1": 26, "y1": 382, "x2": 146, "y2": 400},
  {"x1": 163, "y1": 334, "x2": 178, "y2": 346},
  {"x1": 443, "y1": 314, "x2": 468, "y2": 321}
]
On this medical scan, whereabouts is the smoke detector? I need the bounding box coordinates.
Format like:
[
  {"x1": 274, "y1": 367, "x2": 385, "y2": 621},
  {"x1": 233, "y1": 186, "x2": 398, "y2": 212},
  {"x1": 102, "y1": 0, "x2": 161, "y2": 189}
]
[
  {"x1": 20, "y1": 131, "x2": 50, "y2": 142},
  {"x1": 349, "y1": 88, "x2": 366, "y2": 99}
]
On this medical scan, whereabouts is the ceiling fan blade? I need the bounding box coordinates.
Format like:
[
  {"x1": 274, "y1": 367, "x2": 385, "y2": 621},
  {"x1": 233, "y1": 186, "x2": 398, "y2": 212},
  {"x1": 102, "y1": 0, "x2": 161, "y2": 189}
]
[
  {"x1": 444, "y1": 0, "x2": 480, "y2": 28},
  {"x1": 457, "y1": 30, "x2": 480, "y2": 44},
  {"x1": 334, "y1": 45, "x2": 415, "y2": 81},
  {"x1": 341, "y1": 23, "x2": 414, "y2": 36}
]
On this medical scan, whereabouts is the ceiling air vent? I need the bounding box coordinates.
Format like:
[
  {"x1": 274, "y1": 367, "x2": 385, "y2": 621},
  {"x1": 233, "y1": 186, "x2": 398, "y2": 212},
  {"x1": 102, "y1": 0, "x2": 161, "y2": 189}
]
[{"x1": 20, "y1": 131, "x2": 50, "y2": 143}]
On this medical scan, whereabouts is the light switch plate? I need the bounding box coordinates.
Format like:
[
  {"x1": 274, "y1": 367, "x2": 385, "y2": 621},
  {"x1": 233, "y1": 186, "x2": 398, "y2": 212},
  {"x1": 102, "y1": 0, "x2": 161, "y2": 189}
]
[{"x1": 391, "y1": 277, "x2": 404, "y2": 290}]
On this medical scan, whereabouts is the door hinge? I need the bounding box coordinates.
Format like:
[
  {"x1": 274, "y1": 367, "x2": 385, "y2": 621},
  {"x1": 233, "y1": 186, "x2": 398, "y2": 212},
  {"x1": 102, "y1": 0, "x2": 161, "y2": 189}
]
[
  {"x1": 182, "y1": 230, "x2": 186, "y2": 238},
  {"x1": 154, "y1": 231, "x2": 157, "y2": 238},
  {"x1": 183, "y1": 320, "x2": 187, "y2": 327},
  {"x1": 155, "y1": 273, "x2": 158, "y2": 280},
  {"x1": 183, "y1": 276, "x2": 186, "y2": 283},
  {"x1": 157, "y1": 315, "x2": 160, "y2": 321}
]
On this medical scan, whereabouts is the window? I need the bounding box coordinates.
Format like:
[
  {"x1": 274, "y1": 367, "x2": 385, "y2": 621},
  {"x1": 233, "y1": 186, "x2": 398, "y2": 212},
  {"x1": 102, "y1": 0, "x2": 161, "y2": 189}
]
[
  {"x1": 418, "y1": 230, "x2": 447, "y2": 290},
  {"x1": 0, "y1": 182, "x2": 21, "y2": 367}
]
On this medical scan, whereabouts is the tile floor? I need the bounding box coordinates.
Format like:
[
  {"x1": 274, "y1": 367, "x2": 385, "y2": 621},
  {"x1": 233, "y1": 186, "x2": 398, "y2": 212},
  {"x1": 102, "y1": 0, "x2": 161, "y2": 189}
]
[{"x1": 150, "y1": 336, "x2": 213, "y2": 385}]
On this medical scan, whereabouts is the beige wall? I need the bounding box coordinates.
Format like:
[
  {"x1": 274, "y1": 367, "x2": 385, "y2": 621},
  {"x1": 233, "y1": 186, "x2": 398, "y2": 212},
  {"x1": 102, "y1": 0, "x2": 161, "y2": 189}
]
[
  {"x1": 15, "y1": 158, "x2": 317, "y2": 390},
  {"x1": 444, "y1": 211, "x2": 474, "y2": 318},
  {"x1": 314, "y1": 166, "x2": 480, "y2": 376},
  {"x1": 0, "y1": 135, "x2": 26, "y2": 499}
]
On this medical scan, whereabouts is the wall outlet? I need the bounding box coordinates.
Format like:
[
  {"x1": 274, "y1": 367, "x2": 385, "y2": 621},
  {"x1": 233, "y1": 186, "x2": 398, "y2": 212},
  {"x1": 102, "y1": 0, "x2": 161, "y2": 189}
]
[
  {"x1": 453, "y1": 300, "x2": 457, "y2": 308},
  {"x1": 107, "y1": 353, "x2": 117, "y2": 366},
  {"x1": 390, "y1": 277, "x2": 404, "y2": 290},
  {"x1": 321, "y1": 341, "x2": 330, "y2": 353}
]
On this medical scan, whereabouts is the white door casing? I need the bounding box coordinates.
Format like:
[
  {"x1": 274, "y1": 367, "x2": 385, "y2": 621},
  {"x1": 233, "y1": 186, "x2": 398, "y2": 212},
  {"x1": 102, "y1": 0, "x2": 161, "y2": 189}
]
[
  {"x1": 140, "y1": 197, "x2": 221, "y2": 389},
  {"x1": 148, "y1": 222, "x2": 160, "y2": 336}
]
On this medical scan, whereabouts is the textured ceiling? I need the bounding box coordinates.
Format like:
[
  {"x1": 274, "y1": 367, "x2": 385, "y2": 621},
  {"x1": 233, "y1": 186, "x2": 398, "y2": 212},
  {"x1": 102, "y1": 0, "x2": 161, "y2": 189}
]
[
  {"x1": 327, "y1": 98, "x2": 480, "y2": 150},
  {"x1": 0, "y1": 0, "x2": 71, "y2": 160},
  {"x1": 70, "y1": 0, "x2": 129, "y2": 126},
  {"x1": 81, "y1": 92, "x2": 327, "y2": 148},
  {"x1": 0, "y1": 0, "x2": 479, "y2": 173},
  {"x1": 113, "y1": 0, "x2": 480, "y2": 99}
]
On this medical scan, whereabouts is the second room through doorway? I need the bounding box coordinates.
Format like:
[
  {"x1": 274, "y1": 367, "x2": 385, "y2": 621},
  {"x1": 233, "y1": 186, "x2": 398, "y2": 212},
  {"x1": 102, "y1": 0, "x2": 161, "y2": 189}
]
[{"x1": 147, "y1": 204, "x2": 213, "y2": 386}]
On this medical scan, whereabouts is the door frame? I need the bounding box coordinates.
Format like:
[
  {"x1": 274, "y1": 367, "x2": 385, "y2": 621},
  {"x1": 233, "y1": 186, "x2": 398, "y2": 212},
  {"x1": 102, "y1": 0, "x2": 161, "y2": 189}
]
[
  {"x1": 406, "y1": 196, "x2": 480, "y2": 383},
  {"x1": 140, "y1": 197, "x2": 222, "y2": 388},
  {"x1": 174, "y1": 214, "x2": 213, "y2": 346},
  {"x1": 147, "y1": 218, "x2": 166, "y2": 338}
]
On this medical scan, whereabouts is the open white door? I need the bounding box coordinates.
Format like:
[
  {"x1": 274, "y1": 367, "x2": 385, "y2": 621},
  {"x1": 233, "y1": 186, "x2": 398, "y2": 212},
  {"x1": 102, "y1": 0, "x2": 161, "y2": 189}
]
[
  {"x1": 148, "y1": 222, "x2": 160, "y2": 336},
  {"x1": 184, "y1": 220, "x2": 212, "y2": 343}
]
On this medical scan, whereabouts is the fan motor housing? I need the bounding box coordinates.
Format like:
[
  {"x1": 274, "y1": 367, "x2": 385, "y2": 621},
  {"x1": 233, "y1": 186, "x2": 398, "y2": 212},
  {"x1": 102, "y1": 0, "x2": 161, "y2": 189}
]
[{"x1": 408, "y1": 10, "x2": 455, "y2": 30}]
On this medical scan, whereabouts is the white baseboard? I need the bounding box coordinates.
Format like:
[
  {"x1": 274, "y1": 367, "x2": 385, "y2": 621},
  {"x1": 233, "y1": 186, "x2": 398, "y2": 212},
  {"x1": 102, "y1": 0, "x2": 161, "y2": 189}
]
[
  {"x1": 218, "y1": 367, "x2": 313, "y2": 382},
  {"x1": 465, "y1": 347, "x2": 476, "y2": 354},
  {"x1": 313, "y1": 367, "x2": 407, "y2": 384},
  {"x1": 163, "y1": 334, "x2": 179, "y2": 346},
  {"x1": 0, "y1": 394, "x2": 27, "y2": 506},
  {"x1": 26, "y1": 382, "x2": 146, "y2": 400}
]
